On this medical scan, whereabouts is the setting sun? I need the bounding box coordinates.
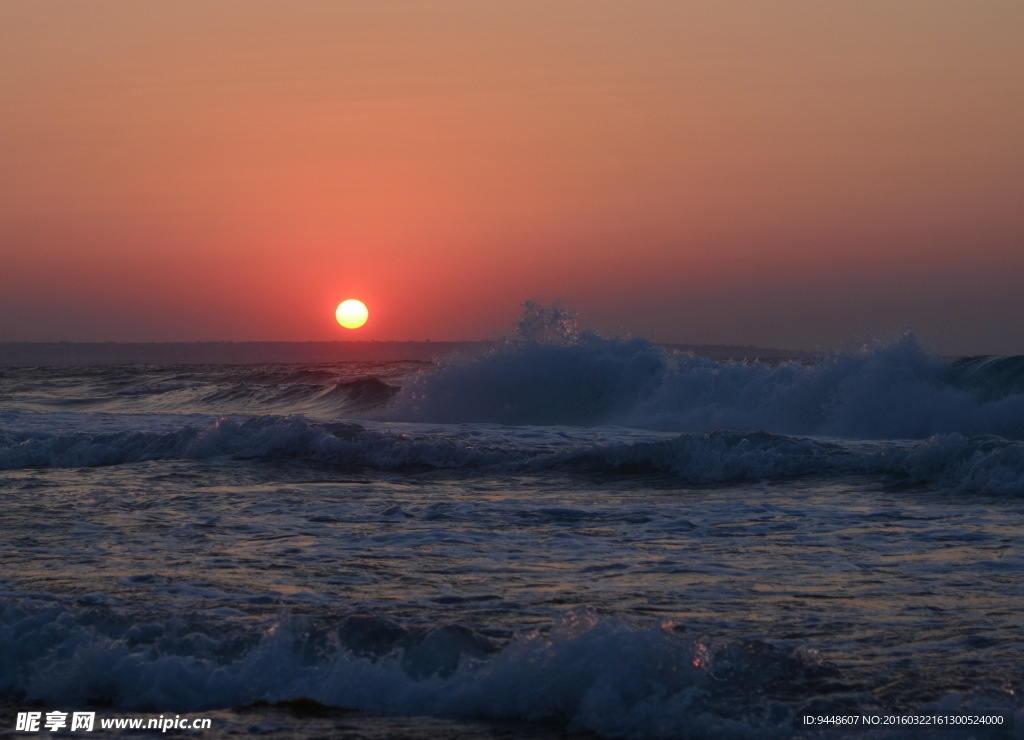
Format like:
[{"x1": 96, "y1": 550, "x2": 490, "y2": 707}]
[{"x1": 335, "y1": 299, "x2": 369, "y2": 329}]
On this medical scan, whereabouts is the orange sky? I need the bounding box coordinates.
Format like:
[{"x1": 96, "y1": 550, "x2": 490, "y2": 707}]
[{"x1": 2, "y1": 1, "x2": 1023, "y2": 354}]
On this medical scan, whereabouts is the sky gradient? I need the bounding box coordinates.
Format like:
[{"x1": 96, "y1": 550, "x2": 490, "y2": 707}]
[{"x1": 2, "y1": 1, "x2": 1023, "y2": 354}]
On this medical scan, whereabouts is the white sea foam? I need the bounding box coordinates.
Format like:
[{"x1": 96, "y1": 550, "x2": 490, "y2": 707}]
[
  {"x1": 4, "y1": 316, "x2": 1024, "y2": 739},
  {"x1": 3, "y1": 413, "x2": 1023, "y2": 495},
  {"x1": 3, "y1": 601, "x2": 1018, "y2": 739},
  {"x1": 6, "y1": 333, "x2": 1023, "y2": 442},
  {"x1": 387, "y1": 332, "x2": 1024, "y2": 440},
  {"x1": 0, "y1": 602, "x2": 855, "y2": 738}
]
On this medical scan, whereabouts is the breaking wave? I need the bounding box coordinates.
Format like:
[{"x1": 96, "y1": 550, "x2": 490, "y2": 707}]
[
  {"x1": 0, "y1": 601, "x2": 867, "y2": 739},
  {"x1": 3, "y1": 600, "x2": 1018, "y2": 739},
  {"x1": 387, "y1": 332, "x2": 1024, "y2": 440},
  {"x1": 4, "y1": 415, "x2": 1024, "y2": 495}
]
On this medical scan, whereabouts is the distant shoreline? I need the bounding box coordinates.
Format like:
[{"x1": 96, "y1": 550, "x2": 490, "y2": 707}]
[{"x1": 0, "y1": 340, "x2": 814, "y2": 367}]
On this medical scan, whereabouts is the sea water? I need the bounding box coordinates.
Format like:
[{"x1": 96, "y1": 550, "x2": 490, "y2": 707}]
[{"x1": 2, "y1": 324, "x2": 1023, "y2": 738}]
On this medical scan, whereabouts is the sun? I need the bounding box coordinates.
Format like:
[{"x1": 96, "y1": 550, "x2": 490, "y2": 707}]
[{"x1": 335, "y1": 299, "x2": 369, "y2": 329}]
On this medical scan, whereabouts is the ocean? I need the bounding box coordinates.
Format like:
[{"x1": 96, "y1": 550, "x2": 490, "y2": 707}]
[{"x1": 2, "y1": 321, "x2": 1023, "y2": 738}]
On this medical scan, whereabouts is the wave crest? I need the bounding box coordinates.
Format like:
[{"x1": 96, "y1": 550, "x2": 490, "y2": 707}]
[
  {"x1": 0, "y1": 602, "x2": 838, "y2": 738},
  {"x1": 385, "y1": 332, "x2": 1024, "y2": 440},
  {"x1": 4, "y1": 415, "x2": 1024, "y2": 495}
]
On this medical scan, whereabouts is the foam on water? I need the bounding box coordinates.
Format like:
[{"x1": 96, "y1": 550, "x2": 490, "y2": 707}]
[
  {"x1": 388, "y1": 332, "x2": 1024, "y2": 440},
  {"x1": 3, "y1": 413, "x2": 1024, "y2": 495},
  {"x1": 4, "y1": 311, "x2": 1024, "y2": 737},
  {"x1": 5, "y1": 600, "x2": 1020, "y2": 738},
  {"x1": 9, "y1": 600, "x2": 1003, "y2": 739},
  {"x1": 6, "y1": 330, "x2": 1024, "y2": 442}
]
